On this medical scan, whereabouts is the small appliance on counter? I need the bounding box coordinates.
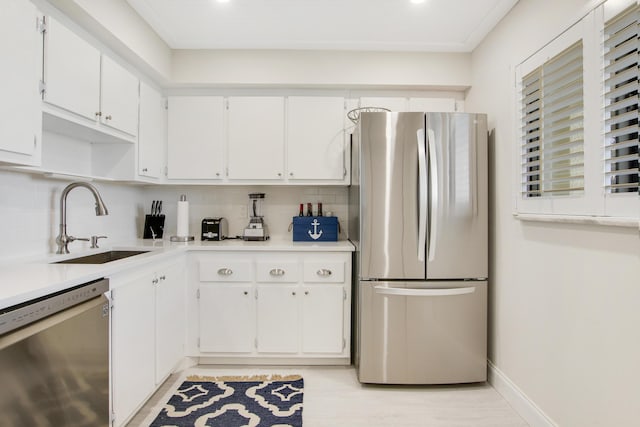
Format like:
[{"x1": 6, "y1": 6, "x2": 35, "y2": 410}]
[
  {"x1": 201, "y1": 217, "x2": 228, "y2": 241},
  {"x1": 243, "y1": 192, "x2": 269, "y2": 241}
]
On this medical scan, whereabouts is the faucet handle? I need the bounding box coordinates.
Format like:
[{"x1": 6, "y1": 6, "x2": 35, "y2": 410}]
[{"x1": 91, "y1": 235, "x2": 108, "y2": 249}]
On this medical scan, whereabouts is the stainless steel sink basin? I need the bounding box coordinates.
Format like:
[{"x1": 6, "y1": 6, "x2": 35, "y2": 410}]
[{"x1": 55, "y1": 250, "x2": 150, "y2": 264}]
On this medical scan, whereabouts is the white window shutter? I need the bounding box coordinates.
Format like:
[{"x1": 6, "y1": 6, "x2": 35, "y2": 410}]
[
  {"x1": 603, "y1": 5, "x2": 639, "y2": 218},
  {"x1": 520, "y1": 41, "x2": 585, "y2": 200}
]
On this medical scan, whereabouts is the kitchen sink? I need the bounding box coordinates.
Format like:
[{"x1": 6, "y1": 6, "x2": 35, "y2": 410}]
[{"x1": 55, "y1": 250, "x2": 150, "y2": 264}]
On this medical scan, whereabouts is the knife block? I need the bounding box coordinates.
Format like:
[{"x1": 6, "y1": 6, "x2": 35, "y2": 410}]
[{"x1": 143, "y1": 214, "x2": 165, "y2": 239}]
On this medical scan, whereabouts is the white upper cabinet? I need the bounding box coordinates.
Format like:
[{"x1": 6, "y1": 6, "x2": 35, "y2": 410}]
[
  {"x1": 227, "y1": 96, "x2": 285, "y2": 181},
  {"x1": 100, "y1": 56, "x2": 139, "y2": 136},
  {"x1": 43, "y1": 16, "x2": 138, "y2": 138},
  {"x1": 167, "y1": 96, "x2": 225, "y2": 180},
  {"x1": 286, "y1": 96, "x2": 347, "y2": 182},
  {"x1": 44, "y1": 16, "x2": 101, "y2": 121},
  {"x1": 138, "y1": 82, "x2": 165, "y2": 179},
  {"x1": 0, "y1": 0, "x2": 41, "y2": 165}
]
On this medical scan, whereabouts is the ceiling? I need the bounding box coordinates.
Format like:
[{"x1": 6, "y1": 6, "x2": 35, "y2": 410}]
[{"x1": 126, "y1": 0, "x2": 519, "y2": 52}]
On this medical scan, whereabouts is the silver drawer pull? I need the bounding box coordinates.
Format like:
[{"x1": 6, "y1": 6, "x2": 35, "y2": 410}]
[
  {"x1": 316, "y1": 269, "x2": 332, "y2": 277},
  {"x1": 217, "y1": 268, "x2": 233, "y2": 276},
  {"x1": 269, "y1": 268, "x2": 285, "y2": 277}
]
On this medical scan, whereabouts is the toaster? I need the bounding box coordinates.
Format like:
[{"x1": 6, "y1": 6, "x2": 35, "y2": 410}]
[{"x1": 201, "y1": 217, "x2": 228, "y2": 241}]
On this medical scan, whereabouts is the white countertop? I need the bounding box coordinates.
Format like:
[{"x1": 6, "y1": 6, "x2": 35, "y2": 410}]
[{"x1": 0, "y1": 238, "x2": 354, "y2": 310}]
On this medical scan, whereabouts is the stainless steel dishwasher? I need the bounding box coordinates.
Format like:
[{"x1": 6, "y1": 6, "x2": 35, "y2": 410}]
[{"x1": 0, "y1": 278, "x2": 110, "y2": 426}]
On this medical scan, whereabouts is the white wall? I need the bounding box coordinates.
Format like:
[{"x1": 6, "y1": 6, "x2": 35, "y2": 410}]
[
  {"x1": 171, "y1": 50, "x2": 471, "y2": 89},
  {"x1": 0, "y1": 168, "x2": 349, "y2": 259},
  {"x1": 0, "y1": 170, "x2": 141, "y2": 259},
  {"x1": 139, "y1": 185, "x2": 348, "y2": 241},
  {"x1": 466, "y1": 0, "x2": 640, "y2": 426}
]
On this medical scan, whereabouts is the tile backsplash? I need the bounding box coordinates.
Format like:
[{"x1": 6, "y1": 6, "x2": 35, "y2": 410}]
[
  {"x1": 140, "y1": 185, "x2": 349, "y2": 241},
  {"x1": 0, "y1": 169, "x2": 349, "y2": 259}
]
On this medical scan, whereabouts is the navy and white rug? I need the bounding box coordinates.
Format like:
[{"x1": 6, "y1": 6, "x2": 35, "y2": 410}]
[{"x1": 150, "y1": 375, "x2": 304, "y2": 427}]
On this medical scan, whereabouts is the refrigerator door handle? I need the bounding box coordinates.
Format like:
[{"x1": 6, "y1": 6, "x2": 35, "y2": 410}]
[
  {"x1": 373, "y1": 285, "x2": 476, "y2": 297},
  {"x1": 417, "y1": 129, "x2": 427, "y2": 262},
  {"x1": 427, "y1": 129, "x2": 438, "y2": 262}
]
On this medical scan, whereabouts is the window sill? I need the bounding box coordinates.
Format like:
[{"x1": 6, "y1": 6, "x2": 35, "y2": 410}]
[{"x1": 514, "y1": 213, "x2": 639, "y2": 229}]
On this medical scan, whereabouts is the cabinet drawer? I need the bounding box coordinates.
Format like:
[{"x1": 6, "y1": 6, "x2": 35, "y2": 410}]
[
  {"x1": 303, "y1": 261, "x2": 345, "y2": 283},
  {"x1": 199, "y1": 259, "x2": 253, "y2": 282},
  {"x1": 256, "y1": 260, "x2": 299, "y2": 283}
]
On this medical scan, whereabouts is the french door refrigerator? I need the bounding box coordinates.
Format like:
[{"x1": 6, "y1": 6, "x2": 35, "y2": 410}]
[{"x1": 349, "y1": 112, "x2": 488, "y2": 384}]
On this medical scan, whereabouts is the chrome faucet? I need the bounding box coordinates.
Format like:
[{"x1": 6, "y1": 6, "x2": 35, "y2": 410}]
[{"x1": 55, "y1": 182, "x2": 109, "y2": 254}]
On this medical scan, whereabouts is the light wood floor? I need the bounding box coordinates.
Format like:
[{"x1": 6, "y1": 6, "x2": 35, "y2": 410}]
[{"x1": 128, "y1": 365, "x2": 529, "y2": 427}]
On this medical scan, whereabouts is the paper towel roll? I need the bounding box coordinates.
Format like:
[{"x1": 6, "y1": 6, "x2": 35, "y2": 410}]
[{"x1": 176, "y1": 199, "x2": 189, "y2": 237}]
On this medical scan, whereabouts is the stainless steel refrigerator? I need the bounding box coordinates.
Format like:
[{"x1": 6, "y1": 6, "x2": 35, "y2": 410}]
[{"x1": 349, "y1": 112, "x2": 488, "y2": 384}]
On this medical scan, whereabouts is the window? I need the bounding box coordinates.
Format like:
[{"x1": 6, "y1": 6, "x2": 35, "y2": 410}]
[
  {"x1": 515, "y1": 1, "x2": 639, "y2": 224},
  {"x1": 521, "y1": 41, "x2": 584, "y2": 199},
  {"x1": 603, "y1": 5, "x2": 639, "y2": 197}
]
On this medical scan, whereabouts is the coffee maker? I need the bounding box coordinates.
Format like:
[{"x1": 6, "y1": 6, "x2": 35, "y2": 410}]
[{"x1": 243, "y1": 193, "x2": 269, "y2": 241}]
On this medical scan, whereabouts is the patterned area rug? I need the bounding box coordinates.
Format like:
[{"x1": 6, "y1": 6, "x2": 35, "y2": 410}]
[{"x1": 150, "y1": 374, "x2": 304, "y2": 427}]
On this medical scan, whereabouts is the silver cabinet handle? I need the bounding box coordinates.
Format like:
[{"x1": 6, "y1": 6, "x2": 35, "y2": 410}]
[
  {"x1": 243, "y1": 291, "x2": 248, "y2": 295},
  {"x1": 152, "y1": 278, "x2": 159, "y2": 285},
  {"x1": 105, "y1": 115, "x2": 112, "y2": 121},
  {"x1": 159, "y1": 275, "x2": 166, "y2": 281},
  {"x1": 316, "y1": 269, "x2": 332, "y2": 277},
  {"x1": 217, "y1": 268, "x2": 233, "y2": 276},
  {"x1": 292, "y1": 291, "x2": 296, "y2": 296},
  {"x1": 142, "y1": 168, "x2": 148, "y2": 172},
  {"x1": 269, "y1": 268, "x2": 285, "y2": 277}
]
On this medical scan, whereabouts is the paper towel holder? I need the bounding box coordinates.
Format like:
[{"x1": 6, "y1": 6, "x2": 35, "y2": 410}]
[{"x1": 170, "y1": 194, "x2": 195, "y2": 242}]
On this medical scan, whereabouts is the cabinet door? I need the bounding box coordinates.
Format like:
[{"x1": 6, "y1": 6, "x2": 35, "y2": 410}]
[
  {"x1": 100, "y1": 55, "x2": 139, "y2": 136},
  {"x1": 111, "y1": 272, "x2": 156, "y2": 427},
  {"x1": 287, "y1": 97, "x2": 346, "y2": 181},
  {"x1": 199, "y1": 284, "x2": 255, "y2": 353},
  {"x1": 302, "y1": 285, "x2": 344, "y2": 353},
  {"x1": 256, "y1": 285, "x2": 299, "y2": 353},
  {"x1": 138, "y1": 82, "x2": 165, "y2": 179},
  {"x1": 0, "y1": 0, "x2": 41, "y2": 164},
  {"x1": 227, "y1": 97, "x2": 285, "y2": 180},
  {"x1": 167, "y1": 96, "x2": 225, "y2": 179},
  {"x1": 44, "y1": 16, "x2": 100, "y2": 121},
  {"x1": 155, "y1": 261, "x2": 186, "y2": 383}
]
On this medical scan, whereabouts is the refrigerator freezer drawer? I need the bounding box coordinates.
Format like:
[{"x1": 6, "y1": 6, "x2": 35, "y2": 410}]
[{"x1": 358, "y1": 280, "x2": 487, "y2": 385}]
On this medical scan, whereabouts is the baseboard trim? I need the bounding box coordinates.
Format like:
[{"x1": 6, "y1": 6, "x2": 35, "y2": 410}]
[{"x1": 487, "y1": 361, "x2": 557, "y2": 427}]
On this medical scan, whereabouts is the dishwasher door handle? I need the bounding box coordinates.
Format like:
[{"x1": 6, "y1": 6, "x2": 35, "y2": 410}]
[{"x1": 373, "y1": 285, "x2": 476, "y2": 297}]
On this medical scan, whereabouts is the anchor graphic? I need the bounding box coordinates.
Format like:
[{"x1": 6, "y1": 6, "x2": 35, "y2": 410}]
[{"x1": 308, "y1": 219, "x2": 323, "y2": 240}]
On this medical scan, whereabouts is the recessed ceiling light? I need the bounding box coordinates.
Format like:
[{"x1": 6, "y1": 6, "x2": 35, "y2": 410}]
[
  {"x1": 216, "y1": 0, "x2": 230, "y2": 3},
  {"x1": 410, "y1": 0, "x2": 426, "y2": 4}
]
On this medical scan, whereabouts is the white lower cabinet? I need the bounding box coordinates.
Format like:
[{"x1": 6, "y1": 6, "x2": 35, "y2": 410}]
[
  {"x1": 154, "y1": 260, "x2": 187, "y2": 382},
  {"x1": 110, "y1": 268, "x2": 155, "y2": 427},
  {"x1": 301, "y1": 285, "x2": 345, "y2": 353},
  {"x1": 199, "y1": 284, "x2": 255, "y2": 353},
  {"x1": 256, "y1": 285, "x2": 299, "y2": 353},
  {"x1": 110, "y1": 258, "x2": 186, "y2": 427},
  {"x1": 193, "y1": 251, "x2": 351, "y2": 363}
]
